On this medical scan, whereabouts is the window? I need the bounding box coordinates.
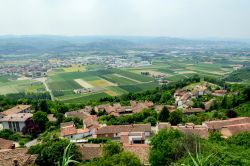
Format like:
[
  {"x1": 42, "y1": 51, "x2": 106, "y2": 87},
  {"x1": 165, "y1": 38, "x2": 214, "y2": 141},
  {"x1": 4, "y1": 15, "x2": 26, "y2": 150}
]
[
  {"x1": 8, "y1": 122, "x2": 12, "y2": 130},
  {"x1": 16, "y1": 122, "x2": 20, "y2": 132}
]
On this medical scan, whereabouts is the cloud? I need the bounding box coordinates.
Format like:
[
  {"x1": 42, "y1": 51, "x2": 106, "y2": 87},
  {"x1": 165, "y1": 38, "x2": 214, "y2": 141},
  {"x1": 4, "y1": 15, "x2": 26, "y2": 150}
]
[{"x1": 0, "y1": 0, "x2": 249, "y2": 38}]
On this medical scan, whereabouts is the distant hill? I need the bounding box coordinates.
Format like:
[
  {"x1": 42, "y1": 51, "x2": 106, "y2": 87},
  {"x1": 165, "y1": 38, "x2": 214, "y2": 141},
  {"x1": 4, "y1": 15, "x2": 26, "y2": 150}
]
[
  {"x1": 0, "y1": 35, "x2": 249, "y2": 55},
  {"x1": 224, "y1": 67, "x2": 250, "y2": 82}
]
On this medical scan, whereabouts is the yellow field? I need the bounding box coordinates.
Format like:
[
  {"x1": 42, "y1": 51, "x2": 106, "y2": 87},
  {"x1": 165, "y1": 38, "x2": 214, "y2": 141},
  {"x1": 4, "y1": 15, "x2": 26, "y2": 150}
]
[
  {"x1": 89, "y1": 79, "x2": 117, "y2": 87},
  {"x1": 63, "y1": 64, "x2": 86, "y2": 72},
  {"x1": 74, "y1": 79, "x2": 93, "y2": 88},
  {"x1": 105, "y1": 90, "x2": 118, "y2": 96}
]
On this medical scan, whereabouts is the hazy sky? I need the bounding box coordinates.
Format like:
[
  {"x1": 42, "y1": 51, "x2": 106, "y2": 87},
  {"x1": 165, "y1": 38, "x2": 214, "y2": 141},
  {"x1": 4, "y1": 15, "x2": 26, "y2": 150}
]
[{"x1": 0, "y1": 0, "x2": 249, "y2": 38}]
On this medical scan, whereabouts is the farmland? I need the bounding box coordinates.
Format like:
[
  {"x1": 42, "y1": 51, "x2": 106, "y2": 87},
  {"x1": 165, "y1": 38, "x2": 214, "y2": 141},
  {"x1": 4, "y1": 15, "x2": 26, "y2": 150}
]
[
  {"x1": 0, "y1": 57, "x2": 239, "y2": 104},
  {"x1": 45, "y1": 67, "x2": 158, "y2": 103}
]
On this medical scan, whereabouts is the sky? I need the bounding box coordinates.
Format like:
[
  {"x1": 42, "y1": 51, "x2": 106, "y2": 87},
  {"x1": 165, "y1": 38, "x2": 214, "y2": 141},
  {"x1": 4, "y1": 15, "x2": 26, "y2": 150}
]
[{"x1": 0, "y1": 0, "x2": 249, "y2": 38}]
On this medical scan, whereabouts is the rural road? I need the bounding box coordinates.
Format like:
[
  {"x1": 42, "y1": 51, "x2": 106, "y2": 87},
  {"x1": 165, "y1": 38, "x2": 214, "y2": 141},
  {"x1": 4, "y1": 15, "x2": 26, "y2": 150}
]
[{"x1": 35, "y1": 77, "x2": 55, "y2": 101}]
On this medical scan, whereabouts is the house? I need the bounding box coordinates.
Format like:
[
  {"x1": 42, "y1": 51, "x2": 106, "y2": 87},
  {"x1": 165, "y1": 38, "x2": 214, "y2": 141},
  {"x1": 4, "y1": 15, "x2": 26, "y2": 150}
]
[
  {"x1": 60, "y1": 122, "x2": 90, "y2": 140},
  {"x1": 183, "y1": 108, "x2": 205, "y2": 115},
  {"x1": 65, "y1": 108, "x2": 91, "y2": 120},
  {"x1": 120, "y1": 132, "x2": 146, "y2": 144},
  {"x1": 0, "y1": 138, "x2": 15, "y2": 150},
  {"x1": 0, "y1": 113, "x2": 36, "y2": 133},
  {"x1": 94, "y1": 124, "x2": 151, "y2": 139},
  {"x1": 123, "y1": 144, "x2": 150, "y2": 165},
  {"x1": 156, "y1": 122, "x2": 171, "y2": 132},
  {"x1": 1, "y1": 105, "x2": 31, "y2": 116},
  {"x1": 212, "y1": 90, "x2": 227, "y2": 96},
  {"x1": 83, "y1": 115, "x2": 100, "y2": 135},
  {"x1": 78, "y1": 144, "x2": 102, "y2": 161},
  {"x1": 203, "y1": 117, "x2": 250, "y2": 130},
  {"x1": 130, "y1": 101, "x2": 154, "y2": 113},
  {"x1": 0, "y1": 148, "x2": 37, "y2": 166},
  {"x1": 221, "y1": 123, "x2": 250, "y2": 138},
  {"x1": 176, "y1": 124, "x2": 209, "y2": 139}
]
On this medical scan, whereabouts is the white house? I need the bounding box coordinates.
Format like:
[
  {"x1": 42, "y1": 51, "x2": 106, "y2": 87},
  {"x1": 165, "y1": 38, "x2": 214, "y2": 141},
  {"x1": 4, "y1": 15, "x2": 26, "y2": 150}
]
[
  {"x1": 60, "y1": 122, "x2": 90, "y2": 140},
  {"x1": 0, "y1": 113, "x2": 33, "y2": 132}
]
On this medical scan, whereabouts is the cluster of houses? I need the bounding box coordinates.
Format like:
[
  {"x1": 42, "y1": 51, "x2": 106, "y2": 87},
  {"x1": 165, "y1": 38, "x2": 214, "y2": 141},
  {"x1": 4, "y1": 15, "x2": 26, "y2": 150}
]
[
  {"x1": 174, "y1": 83, "x2": 227, "y2": 114},
  {"x1": 58, "y1": 102, "x2": 250, "y2": 164},
  {"x1": 1, "y1": 99, "x2": 250, "y2": 165}
]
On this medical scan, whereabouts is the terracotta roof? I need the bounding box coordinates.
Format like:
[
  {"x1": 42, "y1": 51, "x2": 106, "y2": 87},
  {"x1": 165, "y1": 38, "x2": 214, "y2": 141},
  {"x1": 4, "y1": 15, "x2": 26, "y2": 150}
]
[
  {"x1": 131, "y1": 101, "x2": 154, "y2": 113},
  {"x1": 2, "y1": 105, "x2": 31, "y2": 116},
  {"x1": 203, "y1": 117, "x2": 250, "y2": 130},
  {"x1": 177, "y1": 125, "x2": 209, "y2": 139},
  {"x1": 0, "y1": 148, "x2": 37, "y2": 166},
  {"x1": 214, "y1": 90, "x2": 227, "y2": 94},
  {"x1": 96, "y1": 124, "x2": 151, "y2": 135},
  {"x1": 79, "y1": 144, "x2": 102, "y2": 160},
  {"x1": 123, "y1": 144, "x2": 150, "y2": 164},
  {"x1": 77, "y1": 128, "x2": 90, "y2": 134},
  {"x1": 65, "y1": 109, "x2": 90, "y2": 119},
  {"x1": 183, "y1": 108, "x2": 205, "y2": 114},
  {"x1": 0, "y1": 138, "x2": 15, "y2": 150},
  {"x1": 83, "y1": 115, "x2": 99, "y2": 128},
  {"x1": 221, "y1": 123, "x2": 250, "y2": 138},
  {"x1": 61, "y1": 125, "x2": 77, "y2": 137},
  {"x1": 0, "y1": 113, "x2": 32, "y2": 122},
  {"x1": 60, "y1": 121, "x2": 74, "y2": 128}
]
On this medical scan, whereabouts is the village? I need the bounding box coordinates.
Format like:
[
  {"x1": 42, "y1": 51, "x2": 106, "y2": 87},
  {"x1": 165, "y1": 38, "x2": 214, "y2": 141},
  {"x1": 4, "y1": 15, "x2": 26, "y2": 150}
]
[{"x1": 0, "y1": 82, "x2": 250, "y2": 165}]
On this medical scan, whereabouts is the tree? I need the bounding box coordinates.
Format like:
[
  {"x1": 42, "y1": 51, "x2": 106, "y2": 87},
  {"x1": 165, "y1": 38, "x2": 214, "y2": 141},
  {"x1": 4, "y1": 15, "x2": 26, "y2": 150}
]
[
  {"x1": 144, "y1": 116, "x2": 157, "y2": 126},
  {"x1": 158, "y1": 106, "x2": 170, "y2": 122},
  {"x1": 160, "y1": 91, "x2": 172, "y2": 103},
  {"x1": 31, "y1": 139, "x2": 82, "y2": 166},
  {"x1": 33, "y1": 111, "x2": 49, "y2": 131},
  {"x1": 226, "y1": 109, "x2": 237, "y2": 118},
  {"x1": 103, "y1": 142, "x2": 122, "y2": 157},
  {"x1": 39, "y1": 100, "x2": 49, "y2": 113},
  {"x1": 149, "y1": 129, "x2": 184, "y2": 166},
  {"x1": 169, "y1": 110, "x2": 183, "y2": 125}
]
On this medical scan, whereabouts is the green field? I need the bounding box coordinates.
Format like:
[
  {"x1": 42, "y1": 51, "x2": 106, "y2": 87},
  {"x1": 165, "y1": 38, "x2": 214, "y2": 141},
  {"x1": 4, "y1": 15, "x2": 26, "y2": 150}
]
[
  {"x1": 0, "y1": 79, "x2": 41, "y2": 95},
  {"x1": 45, "y1": 67, "x2": 157, "y2": 103}
]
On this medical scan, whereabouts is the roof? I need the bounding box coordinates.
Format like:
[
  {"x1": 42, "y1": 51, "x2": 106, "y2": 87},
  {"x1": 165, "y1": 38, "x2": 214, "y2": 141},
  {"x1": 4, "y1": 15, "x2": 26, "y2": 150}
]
[
  {"x1": 61, "y1": 125, "x2": 77, "y2": 137},
  {"x1": 131, "y1": 101, "x2": 154, "y2": 113},
  {"x1": 183, "y1": 108, "x2": 205, "y2": 114},
  {"x1": 0, "y1": 113, "x2": 32, "y2": 122},
  {"x1": 204, "y1": 117, "x2": 250, "y2": 130},
  {"x1": 123, "y1": 144, "x2": 150, "y2": 165},
  {"x1": 214, "y1": 90, "x2": 227, "y2": 94},
  {"x1": 65, "y1": 109, "x2": 90, "y2": 119},
  {"x1": 47, "y1": 114, "x2": 57, "y2": 122},
  {"x1": 0, "y1": 138, "x2": 15, "y2": 150},
  {"x1": 0, "y1": 148, "x2": 37, "y2": 166},
  {"x1": 96, "y1": 124, "x2": 151, "y2": 135},
  {"x1": 221, "y1": 123, "x2": 250, "y2": 137},
  {"x1": 2, "y1": 105, "x2": 31, "y2": 116},
  {"x1": 60, "y1": 121, "x2": 74, "y2": 128},
  {"x1": 77, "y1": 128, "x2": 90, "y2": 134},
  {"x1": 177, "y1": 125, "x2": 209, "y2": 139},
  {"x1": 79, "y1": 144, "x2": 102, "y2": 160},
  {"x1": 83, "y1": 115, "x2": 99, "y2": 128}
]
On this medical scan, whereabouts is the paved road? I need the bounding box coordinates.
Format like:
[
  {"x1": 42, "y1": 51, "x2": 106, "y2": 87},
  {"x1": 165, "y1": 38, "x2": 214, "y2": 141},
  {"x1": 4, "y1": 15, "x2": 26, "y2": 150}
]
[{"x1": 35, "y1": 77, "x2": 55, "y2": 101}]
